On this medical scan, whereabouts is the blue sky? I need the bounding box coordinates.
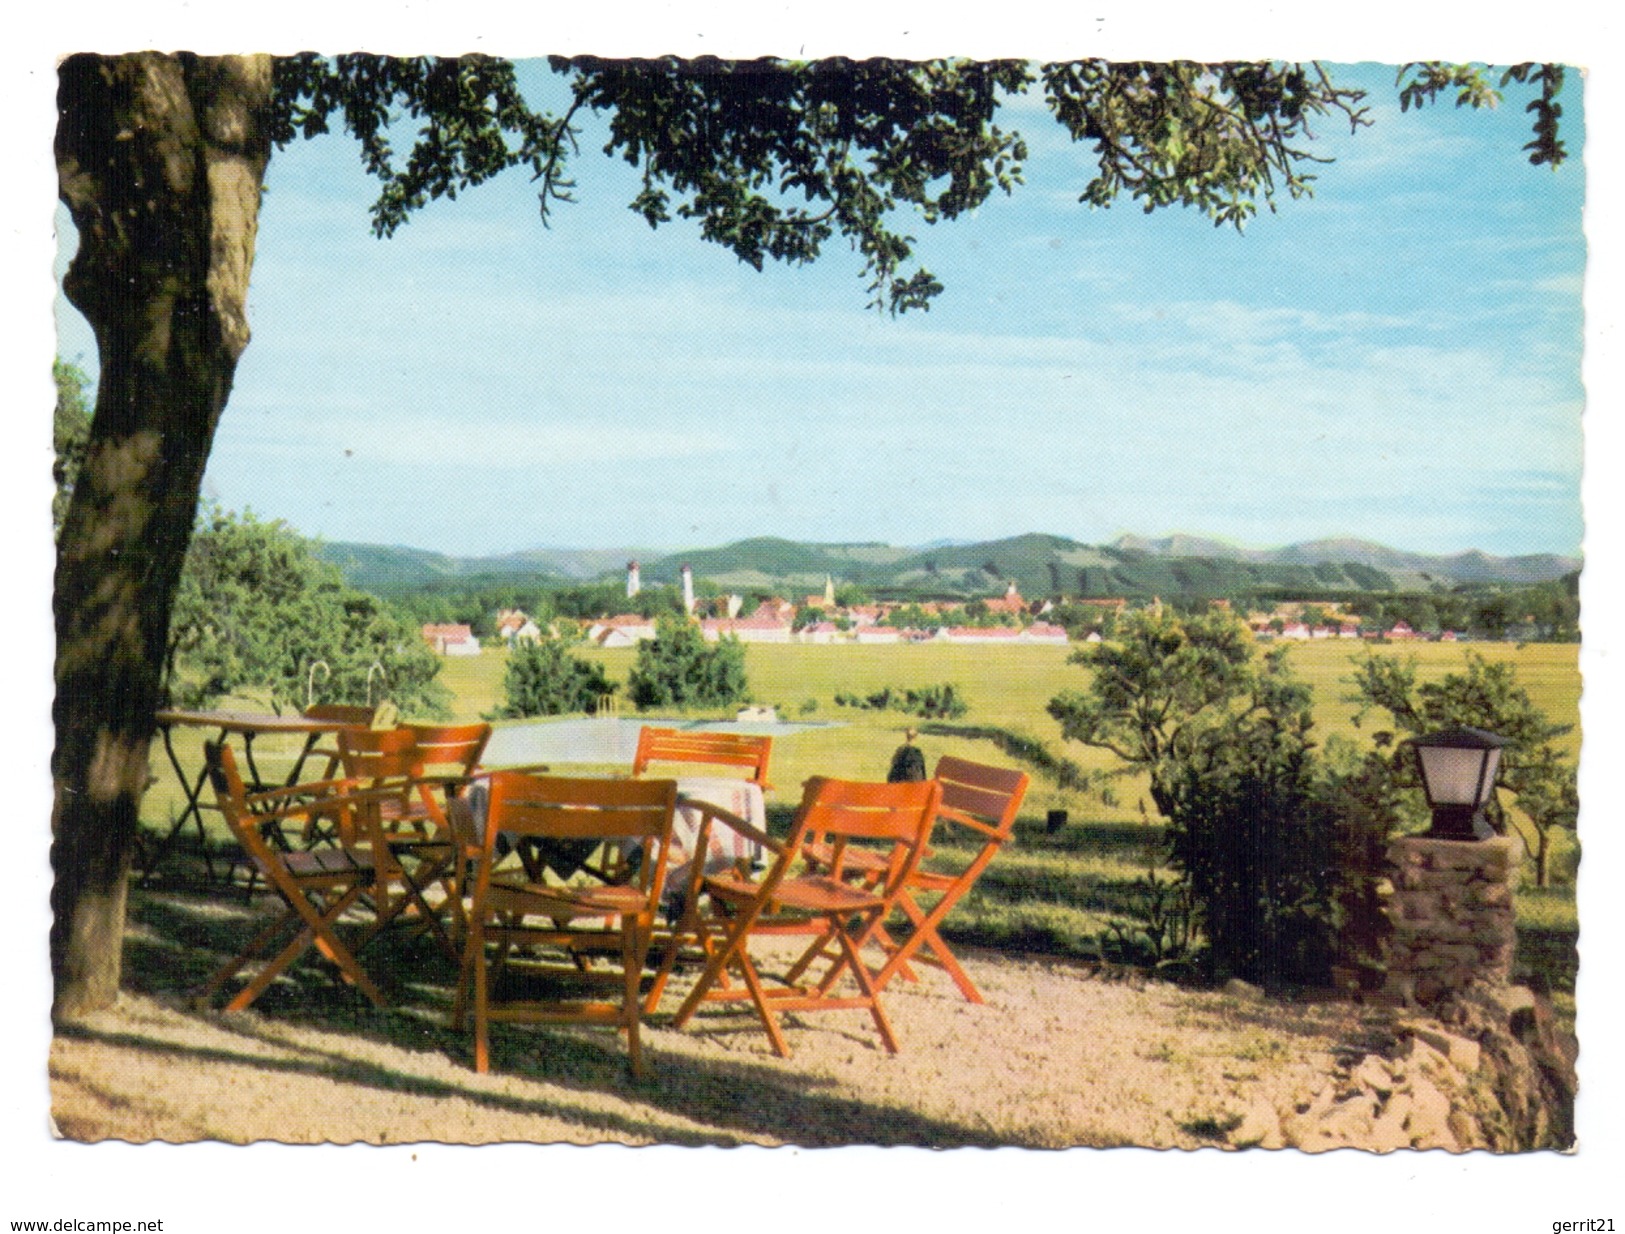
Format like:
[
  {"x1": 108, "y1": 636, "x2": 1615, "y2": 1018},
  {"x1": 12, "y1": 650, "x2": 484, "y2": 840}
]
[{"x1": 54, "y1": 61, "x2": 1588, "y2": 559}]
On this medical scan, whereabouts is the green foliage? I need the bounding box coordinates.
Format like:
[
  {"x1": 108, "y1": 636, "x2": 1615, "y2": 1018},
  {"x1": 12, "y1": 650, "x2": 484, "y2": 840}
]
[
  {"x1": 626, "y1": 614, "x2": 750, "y2": 710},
  {"x1": 495, "y1": 637, "x2": 615, "y2": 718},
  {"x1": 834, "y1": 682, "x2": 968, "y2": 719},
  {"x1": 1047, "y1": 608, "x2": 1309, "y2": 813},
  {"x1": 1158, "y1": 713, "x2": 1338, "y2": 985},
  {"x1": 1050, "y1": 607, "x2": 1341, "y2": 982},
  {"x1": 1396, "y1": 62, "x2": 1567, "y2": 167},
  {"x1": 165, "y1": 507, "x2": 450, "y2": 717},
  {"x1": 1349, "y1": 650, "x2": 1579, "y2": 885},
  {"x1": 262, "y1": 56, "x2": 1568, "y2": 320},
  {"x1": 52, "y1": 359, "x2": 92, "y2": 539}
]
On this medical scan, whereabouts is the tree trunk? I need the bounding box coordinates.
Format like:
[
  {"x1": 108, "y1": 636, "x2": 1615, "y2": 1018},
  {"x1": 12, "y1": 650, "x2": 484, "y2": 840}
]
[{"x1": 52, "y1": 53, "x2": 273, "y2": 1019}]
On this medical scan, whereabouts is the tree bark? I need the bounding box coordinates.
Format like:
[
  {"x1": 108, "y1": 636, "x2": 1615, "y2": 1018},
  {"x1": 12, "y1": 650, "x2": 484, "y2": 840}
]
[{"x1": 52, "y1": 53, "x2": 273, "y2": 1018}]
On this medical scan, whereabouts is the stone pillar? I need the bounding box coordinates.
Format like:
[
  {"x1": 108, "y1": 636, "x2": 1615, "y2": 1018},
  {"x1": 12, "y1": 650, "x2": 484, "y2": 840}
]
[{"x1": 1378, "y1": 835, "x2": 1518, "y2": 1006}]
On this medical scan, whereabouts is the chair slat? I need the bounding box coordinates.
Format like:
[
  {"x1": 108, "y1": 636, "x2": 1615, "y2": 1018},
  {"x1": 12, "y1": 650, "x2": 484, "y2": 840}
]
[{"x1": 632, "y1": 726, "x2": 772, "y2": 786}]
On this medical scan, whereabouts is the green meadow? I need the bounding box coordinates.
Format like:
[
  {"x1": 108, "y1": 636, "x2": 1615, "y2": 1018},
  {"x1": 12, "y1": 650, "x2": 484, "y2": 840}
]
[{"x1": 141, "y1": 637, "x2": 1581, "y2": 1008}]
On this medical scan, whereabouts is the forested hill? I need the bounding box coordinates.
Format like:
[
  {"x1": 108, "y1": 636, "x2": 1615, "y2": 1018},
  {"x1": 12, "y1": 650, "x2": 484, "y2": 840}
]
[{"x1": 316, "y1": 532, "x2": 1579, "y2": 602}]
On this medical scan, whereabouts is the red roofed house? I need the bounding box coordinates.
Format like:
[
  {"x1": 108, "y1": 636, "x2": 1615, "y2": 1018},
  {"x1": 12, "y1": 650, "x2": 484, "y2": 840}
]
[
  {"x1": 422, "y1": 623, "x2": 481, "y2": 656},
  {"x1": 798, "y1": 621, "x2": 843, "y2": 645},
  {"x1": 495, "y1": 608, "x2": 541, "y2": 645},
  {"x1": 587, "y1": 614, "x2": 657, "y2": 648}
]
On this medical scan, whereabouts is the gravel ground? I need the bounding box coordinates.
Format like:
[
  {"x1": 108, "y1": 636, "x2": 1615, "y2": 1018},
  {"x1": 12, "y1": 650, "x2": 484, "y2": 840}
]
[{"x1": 50, "y1": 938, "x2": 1399, "y2": 1149}]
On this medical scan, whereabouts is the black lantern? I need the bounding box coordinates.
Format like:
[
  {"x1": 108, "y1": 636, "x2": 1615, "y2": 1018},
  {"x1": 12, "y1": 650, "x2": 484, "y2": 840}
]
[{"x1": 1409, "y1": 726, "x2": 1511, "y2": 841}]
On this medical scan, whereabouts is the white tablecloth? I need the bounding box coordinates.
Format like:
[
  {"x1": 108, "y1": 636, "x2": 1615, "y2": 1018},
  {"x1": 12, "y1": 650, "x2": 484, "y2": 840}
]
[{"x1": 667, "y1": 776, "x2": 768, "y2": 901}]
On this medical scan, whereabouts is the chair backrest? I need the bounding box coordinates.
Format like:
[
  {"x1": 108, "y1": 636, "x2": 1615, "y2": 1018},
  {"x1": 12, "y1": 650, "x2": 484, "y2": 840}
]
[
  {"x1": 337, "y1": 725, "x2": 421, "y2": 783},
  {"x1": 632, "y1": 726, "x2": 772, "y2": 786},
  {"x1": 401, "y1": 722, "x2": 491, "y2": 778},
  {"x1": 783, "y1": 776, "x2": 941, "y2": 888},
  {"x1": 933, "y1": 756, "x2": 1030, "y2": 844},
  {"x1": 481, "y1": 772, "x2": 679, "y2": 901}
]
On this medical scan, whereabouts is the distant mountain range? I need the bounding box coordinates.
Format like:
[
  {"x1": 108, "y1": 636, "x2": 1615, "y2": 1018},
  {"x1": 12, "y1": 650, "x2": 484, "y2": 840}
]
[{"x1": 316, "y1": 532, "x2": 1579, "y2": 601}]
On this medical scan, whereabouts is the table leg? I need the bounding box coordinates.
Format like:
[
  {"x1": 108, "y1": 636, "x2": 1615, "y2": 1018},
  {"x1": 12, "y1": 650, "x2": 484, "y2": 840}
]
[
  {"x1": 140, "y1": 723, "x2": 218, "y2": 885},
  {"x1": 285, "y1": 731, "x2": 324, "y2": 787}
]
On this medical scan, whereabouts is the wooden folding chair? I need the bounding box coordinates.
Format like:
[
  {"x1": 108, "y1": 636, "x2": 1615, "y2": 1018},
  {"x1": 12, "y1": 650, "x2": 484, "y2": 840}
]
[
  {"x1": 451, "y1": 772, "x2": 678, "y2": 1076},
  {"x1": 871, "y1": 757, "x2": 1028, "y2": 1002},
  {"x1": 334, "y1": 725, "x2": 470, "y2": 961},
  {"x1": 396, "y1": 722, "x2": 495, "y2": 934},
  {"x1": 632, "y1": 725, "x2": 773, "y2": 789},
  {"x1": 197, "y1": 742, "x2": 391, "y2": 1012},
  {"x1": 789, "y1": 756, "x2": 1028, "y2": 1004},
  {"x1": 670, "y1": 776, "x2": 941, "y2": 1058}
]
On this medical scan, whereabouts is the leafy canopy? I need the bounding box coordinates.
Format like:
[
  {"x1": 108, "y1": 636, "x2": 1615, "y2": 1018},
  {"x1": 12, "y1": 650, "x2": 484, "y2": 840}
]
[
  {"x1": 165, "y1": 507, "x2": 450, "y2": 717},
  {"x1": 1047, "y1": 607, "x2": 1310, "y2": 806},
  {"x1": 259, "y1": 56, "x2": 1567, "y2": 314}
]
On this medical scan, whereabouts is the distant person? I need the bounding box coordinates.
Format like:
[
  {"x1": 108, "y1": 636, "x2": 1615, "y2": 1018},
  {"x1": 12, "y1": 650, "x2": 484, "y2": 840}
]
[{"x1": 887, "y1": 727, "x2": 927, "y2": 783}]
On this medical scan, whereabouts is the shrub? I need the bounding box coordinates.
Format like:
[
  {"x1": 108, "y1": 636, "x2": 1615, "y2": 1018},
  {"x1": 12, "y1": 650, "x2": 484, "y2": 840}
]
[
  {"x1": 627, "y1": 614, "x2": 750, "y2": 710},
  {"x1": 833, "y1": 682, "x2": 968, "y2": 719},
  {"x1": 495, "y1": 637, "x2": 615, "y2": 717},
  {"x1": 1161, "y1": 732, "x2": 1339, "y2": 986}
]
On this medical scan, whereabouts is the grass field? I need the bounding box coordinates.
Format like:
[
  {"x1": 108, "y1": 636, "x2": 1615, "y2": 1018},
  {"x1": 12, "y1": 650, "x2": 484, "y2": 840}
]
[{"x1": 139, "y1": 636, "x2": 1580, "y2": 1003}]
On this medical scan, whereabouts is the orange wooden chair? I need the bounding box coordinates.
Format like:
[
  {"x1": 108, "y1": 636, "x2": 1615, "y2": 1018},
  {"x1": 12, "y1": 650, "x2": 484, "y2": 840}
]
[
  {"x1": 452, "y1": 772, "x2": 678, "y2": 1077},
  {"x1": 198, "y1": 742, "x2": 391, "y2": 1011},
  {"x1": 632, "y1": 725, "x2": 773, "y2": 789},
  {"x1": 396, "y1": 721, "x2": 497, "y2": 935},
  {"x1": 670, "y1": 776, "x2": 941, "y2": 1058},
  {"x1": 790, "y1": 756, "x2": 1029, "y2": 1004},
  {"x1": 868, "y1": 757, "x2": 1028, "y2": 1002},
  {"x1": 334, "y1": 725, "x2": 481, "y2": 960}
]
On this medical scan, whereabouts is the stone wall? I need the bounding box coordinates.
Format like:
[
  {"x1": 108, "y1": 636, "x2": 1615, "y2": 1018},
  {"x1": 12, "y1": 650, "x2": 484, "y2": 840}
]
[{"x1": 1379, "y1": 835, "x2": 1517, "y2": 1006}]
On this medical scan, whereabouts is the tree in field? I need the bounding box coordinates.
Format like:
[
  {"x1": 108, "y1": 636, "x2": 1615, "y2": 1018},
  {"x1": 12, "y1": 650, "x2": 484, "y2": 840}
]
[
  {"x1": 51, "y1": 53, "x2": 1569, "y2": 1016},
  {"x1": 1049, "y1": 606, "x2": 1338, "y2": 982},
  {"x1": 1046, "y1": 607, "x2": 1312, "y2": 816},
  {"x1": 496, "y1": 637, "x2": 616, "y2": 718},
  {"x1": 166, "y1": 507, "x2": 450, "y2": 718},
  {"x1": 627, "y1": 614, "x2": 749, "y2": 710},
  {"x1": 1348, "y1": 651, "x2": 1578, "y2": 886}
]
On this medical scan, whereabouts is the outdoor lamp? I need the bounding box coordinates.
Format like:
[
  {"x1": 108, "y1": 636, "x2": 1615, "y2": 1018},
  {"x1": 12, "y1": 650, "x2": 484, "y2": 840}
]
[{"x1": 1409, "y1": 726, "x2": 1512, "y2": 841}]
